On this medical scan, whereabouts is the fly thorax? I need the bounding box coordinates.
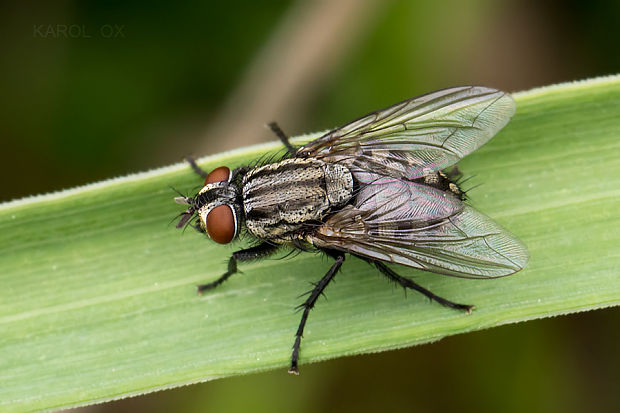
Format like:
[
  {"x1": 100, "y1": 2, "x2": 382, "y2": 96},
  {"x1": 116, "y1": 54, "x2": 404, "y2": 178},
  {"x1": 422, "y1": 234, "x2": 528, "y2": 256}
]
[
  {"x1": 324, "y1": 163, "x2": 353, "y2": 206},
  {"x1": 241, "y1": 158, "x2": 353, "y2": 240}
]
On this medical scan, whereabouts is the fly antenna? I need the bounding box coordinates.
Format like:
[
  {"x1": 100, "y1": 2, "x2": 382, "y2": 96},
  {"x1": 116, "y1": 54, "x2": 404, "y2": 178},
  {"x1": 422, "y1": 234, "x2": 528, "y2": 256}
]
[
  {"x1": 169, "y1": 185, "x2": 186, "y2": 197},
  {"x1": 170, "y1": 186, "x2": 193, "y2": 205}
]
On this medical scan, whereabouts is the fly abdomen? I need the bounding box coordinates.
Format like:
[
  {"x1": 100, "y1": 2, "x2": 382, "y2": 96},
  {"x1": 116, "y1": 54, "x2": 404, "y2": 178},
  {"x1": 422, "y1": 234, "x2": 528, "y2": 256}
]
[{"x1": 242, "y1": 158, "x2": 353, "y2": 240}]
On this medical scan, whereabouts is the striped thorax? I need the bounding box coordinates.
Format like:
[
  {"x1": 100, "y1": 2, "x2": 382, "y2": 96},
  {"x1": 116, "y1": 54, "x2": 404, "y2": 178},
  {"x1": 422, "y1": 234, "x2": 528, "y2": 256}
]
[{"x1": 242, "y1": 158, "x2": 353, "y2": 241}]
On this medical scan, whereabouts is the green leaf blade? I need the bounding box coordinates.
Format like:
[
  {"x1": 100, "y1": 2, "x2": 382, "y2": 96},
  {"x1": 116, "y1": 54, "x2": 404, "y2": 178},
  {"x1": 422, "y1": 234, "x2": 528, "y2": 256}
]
[{"x1": 1, "y1": 76, "x2": 620, "y2": 411}]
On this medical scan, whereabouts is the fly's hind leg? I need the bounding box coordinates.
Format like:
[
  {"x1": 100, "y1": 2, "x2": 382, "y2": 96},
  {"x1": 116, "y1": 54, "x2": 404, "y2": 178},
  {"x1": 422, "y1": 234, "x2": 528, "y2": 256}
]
[
  {"x1": 267, "y1": 122, "x2": 296, "y2": 156},
  {"x1": 372, "y1": 261, "x2": 474, "y2": 313},
  {"x1": 197, "y1": 243, "x2": 279, "y2": 293},
  {"x1": 289, "y1": 250, "x2": 345, "y2": 375}
]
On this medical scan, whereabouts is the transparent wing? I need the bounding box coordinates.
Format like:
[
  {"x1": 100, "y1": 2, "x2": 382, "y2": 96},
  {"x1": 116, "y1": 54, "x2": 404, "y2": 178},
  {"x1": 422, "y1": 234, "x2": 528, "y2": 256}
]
[
  {"x1": 309, "y1": 178, "x2": 528, "y2": 278},
  {"x1": 297, "y1": 86, "x2": 516, "y2": 179}
]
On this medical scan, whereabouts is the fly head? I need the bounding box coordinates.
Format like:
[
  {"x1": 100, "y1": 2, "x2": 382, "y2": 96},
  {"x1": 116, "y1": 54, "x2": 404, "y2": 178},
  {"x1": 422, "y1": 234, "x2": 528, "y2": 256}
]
[{"x1": 175, "y1": 166, "x2": 242, "y2": 244}]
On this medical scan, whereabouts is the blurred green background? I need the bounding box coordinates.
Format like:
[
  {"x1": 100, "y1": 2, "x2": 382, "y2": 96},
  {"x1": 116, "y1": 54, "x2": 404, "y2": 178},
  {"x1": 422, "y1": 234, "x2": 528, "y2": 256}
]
[{"x1": 1, "y1": 1, "x2": 619, "y2": 412}]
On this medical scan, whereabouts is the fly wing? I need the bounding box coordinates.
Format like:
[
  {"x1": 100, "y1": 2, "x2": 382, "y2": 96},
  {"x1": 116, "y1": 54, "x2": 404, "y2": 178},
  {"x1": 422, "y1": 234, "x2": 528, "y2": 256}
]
[
  {"x1": 297, "y1": 86, "x2": 516, "y2": 179},
  {"x1": 309, "y1": 178, "x2": 528, "y2": 278}
]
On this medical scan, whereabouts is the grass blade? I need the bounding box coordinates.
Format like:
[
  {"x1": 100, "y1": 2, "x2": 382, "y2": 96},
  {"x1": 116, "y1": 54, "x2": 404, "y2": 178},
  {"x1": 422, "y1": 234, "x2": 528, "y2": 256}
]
[{"x1": 1, "y1": 75, "x2": 619, "y2": 411}]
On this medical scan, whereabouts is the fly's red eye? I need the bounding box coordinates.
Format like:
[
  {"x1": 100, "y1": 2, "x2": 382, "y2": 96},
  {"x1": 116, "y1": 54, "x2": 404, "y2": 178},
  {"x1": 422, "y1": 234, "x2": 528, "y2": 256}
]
[
  {"x1": 206, "y1": 205, "x2": 236, "y2": 244},
  {"x1": 204, "y1": 166, "x2": 231, "y2": 185}
]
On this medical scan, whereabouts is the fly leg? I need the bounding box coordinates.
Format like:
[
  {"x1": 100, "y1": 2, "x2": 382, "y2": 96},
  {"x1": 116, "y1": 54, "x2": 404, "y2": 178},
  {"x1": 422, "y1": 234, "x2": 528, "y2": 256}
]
[
  {"x1": 197, "y1": 243, "x2": 279, "y2": 293},
  {"x1": 373, "y1": 261, "x2": 474, "y2": 312},
  {"x1": 184, "y1": 156, "x2": 208, "y2": 179},
  {"x1": 290, "y1": 250, "x2": 345, "y2": 374},
  {"x1": 267, "y1": 122, "x2": 296, "y2": 156}
]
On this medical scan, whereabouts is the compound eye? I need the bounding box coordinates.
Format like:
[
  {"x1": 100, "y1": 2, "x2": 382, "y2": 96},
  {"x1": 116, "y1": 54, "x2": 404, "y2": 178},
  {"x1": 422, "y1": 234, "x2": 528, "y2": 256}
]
[
  {"x1": 204, "y1": 166, "x2": 231, "y2": 184},
  {"x1": 206, "y1": 205, "x2": 236, "y2": 244}
]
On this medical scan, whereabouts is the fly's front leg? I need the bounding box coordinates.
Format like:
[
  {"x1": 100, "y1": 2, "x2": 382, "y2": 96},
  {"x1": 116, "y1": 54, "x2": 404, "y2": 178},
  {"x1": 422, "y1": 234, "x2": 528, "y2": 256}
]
[
  {"x1": 267, "y1": 122, "x2": 296, "y2": 156},
  {"x1": 185, "y1": 157, "x2": 249, "y2": 181},
  {"x1": 373, "y1": 260, "x2": 474, "y2": 312},
  {"x1": 184, "y1": 156, "x2": 208, "y2": 179},
  {"x1": 197, "y1": 243, "x2": 279, "y2": 293},
  {"x1": 289, "y1": 250, "x2": 345, "y2": 374}
]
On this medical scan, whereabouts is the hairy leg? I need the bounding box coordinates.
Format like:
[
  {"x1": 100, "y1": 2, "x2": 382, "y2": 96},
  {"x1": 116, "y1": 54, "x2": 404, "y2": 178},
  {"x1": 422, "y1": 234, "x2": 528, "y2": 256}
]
[
  {"x1": 289, "y1": 250, "x2": 345, "y2": 374},
  {"x1": 373, "y1": 260, "x2": 474, "y2": 312},
  {"x1": 197, "y1": 243, "x2": 280, "y2": 293},
  {"x1": 185, "y1": 156, "x2": 208, "y2": 179},
  {"x1": 267, "y1": 122, "x2": 296, "y2": 156}
]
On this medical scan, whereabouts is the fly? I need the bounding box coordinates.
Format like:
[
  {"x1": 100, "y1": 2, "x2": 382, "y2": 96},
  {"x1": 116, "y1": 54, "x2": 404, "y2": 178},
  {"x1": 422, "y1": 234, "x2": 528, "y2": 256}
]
[{"x1": 174, "y1": 86, "x2": 529, "y2": 374}]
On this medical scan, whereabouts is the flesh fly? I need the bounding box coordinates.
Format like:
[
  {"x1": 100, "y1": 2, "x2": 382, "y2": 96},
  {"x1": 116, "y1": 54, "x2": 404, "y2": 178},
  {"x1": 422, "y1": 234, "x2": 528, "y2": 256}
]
[{"x1": 174, "y1": 86, "x2": 529, "y2": 373}]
